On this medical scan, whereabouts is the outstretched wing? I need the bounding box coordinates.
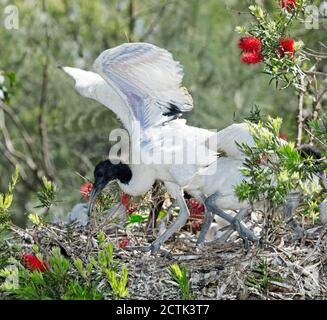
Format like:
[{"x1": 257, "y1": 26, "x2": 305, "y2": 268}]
[
  {"x1": 62, "y1": 66, "x2": 135, "y2": 134},
  {"x1": 93, "y1": 42, "x2": 193, "y2": 129}
]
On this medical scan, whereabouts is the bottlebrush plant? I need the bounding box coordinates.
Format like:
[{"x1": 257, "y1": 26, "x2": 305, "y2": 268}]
[
  {"x1": 169, "y1": 263, "x2": 193, "y2": 300},
  {"x1": 236, "y1": 1, "x2": 306, "y2": 89},
  {"x1": 0, "y1": 166, "x2": 19, "y2": 233},
  {"x1": 0, "y1": 236, "x2": 129, "y2": 300},
  {"x1": 235, "y1": 116, "x2": 326, "y2": 223}
]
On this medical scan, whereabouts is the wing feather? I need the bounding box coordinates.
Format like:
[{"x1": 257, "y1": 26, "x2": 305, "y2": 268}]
[{"x1": 93, "y1": 42, "x2": 193, "y2": 128}]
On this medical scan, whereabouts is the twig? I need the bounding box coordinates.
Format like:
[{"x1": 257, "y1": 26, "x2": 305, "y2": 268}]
[
  {"x1": 39, "y1": 0, "x2": 55, "y2": 181},
  {"x1": 304, "y1": 127, "x2": 327, "y2": 149},
  {"x1": 296, "y1": 76, "x2": 305, "y2": 147},
  {"x1": 304, "y1": 71, "x2": 327, "y2": 77},
  {"x1": 0, "y1": 100, "x2": 37, "y2": 161}
]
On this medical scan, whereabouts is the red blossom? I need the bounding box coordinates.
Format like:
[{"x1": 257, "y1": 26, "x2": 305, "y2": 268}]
[
  {"x1": 187, "y1": 198, "x2": 205, "y2": 218},
  {"x1": 121, "y1": 193, "x2": 129, "y2": 210},
  {"x1": 118, "y1": 238, "x2": 129, "y2": 249},
  {"x1": 80, "y1": 181, "x2": 93, "y2": 202},
  {"x1": 278, "y1": 38, "x2": 295, "y2": 58},
  {"x1": 22, "y1": 254, "x2": 47, "y2": 272},
  {"x1": 280, "y1": 0, "x2": 297, "y2": 12},
  {"x1": 279, "y1": 133, "x2": 288, "y2": 141},
  {"x1": 240, "y1": 51, "x2": 263, "y2": 64},
  {"x1": 121, "y1": 193, "x2": 138, "y2": 213},
  {"x1": 238, "y1": 37, "x2": 262, "y2": 53},
  {"x1": 186, "y1": 199, "x2": 205, "y2": 233}
]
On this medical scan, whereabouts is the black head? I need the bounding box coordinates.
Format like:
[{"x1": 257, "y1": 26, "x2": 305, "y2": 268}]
[{"x1": 88, "y1": 160, "x2": 132, "y2": 216}]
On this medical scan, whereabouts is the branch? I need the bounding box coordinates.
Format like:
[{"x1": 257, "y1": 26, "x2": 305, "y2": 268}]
[
  {"x1": 304, "y1": 71, "x2": 327, "y2": 77},
  {"x1": 0, "y1": 143, "x2": 39, "y2": 192},
  {"x1": 0, "y1": 100, "x2": 38, "y2": 162},
  {"x1": 296, "y1": 76, "x2": 305, "y2": 148},
  {"x1": 128, "y1": 0, "x2": 135, "y2": 41},
  {"x1": 38, "y1": 0, "x2": 55, "y2": 180},
  {"x1": 0, "y1": 111, "x2": 39, "y2": 172}
]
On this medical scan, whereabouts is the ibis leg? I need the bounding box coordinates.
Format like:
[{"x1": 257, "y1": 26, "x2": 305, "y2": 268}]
[
  {"x1": 284, "y1": 200, "x2": 305, "y2": 240},
  {"x1": 210, "y1": 208, "x2": 250, "y2": 244},
  {"x1": 205, "y1": 193, "x2": 259, "y2": 248},
  {"x1": 150, "y1": 183, "x2": 189, "y2": 254},
  {"x1": 196, "y1": 204, "x2": 213, "y2": 246}
]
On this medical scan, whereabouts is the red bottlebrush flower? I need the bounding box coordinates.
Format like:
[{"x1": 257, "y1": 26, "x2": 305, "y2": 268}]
[
  {"x1": 121, "y1": 193, "x2": 129, "y2": 210},
  {"x1": 279, "y1": 133, "x2": 288, "y2": 141},
  {"x1": 80, "y1": 181, "x2": 93, "y2": 202},
  {"x1": 240, "y1": 51, "x2": 263, "y2": 64},
  {"x1": 278, "y1": 39, "x2": 295, "y2": 58},
  {"x1": 118, "y1": 238, "x2": 129, "y2": 249},
  {"x1": 22, "y1": 254, "x2": 47, "y2": 272},
  {"x1": 121, "y1": 193, "x2": 138, "y2": 213},
  {"x1": 187, "y1": 198, "x2": 205, "y2": 218},
  {"x1": 238, "y1": 37, "x2": 262, "y2": 53},
  {"x1": 280, "y1": 0, "x2": 297, "y2": 12}
]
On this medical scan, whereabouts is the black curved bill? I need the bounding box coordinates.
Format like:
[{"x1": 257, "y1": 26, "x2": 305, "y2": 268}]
[{"x1": 87, "y1": 187, "x2": 101, "y2": 217}]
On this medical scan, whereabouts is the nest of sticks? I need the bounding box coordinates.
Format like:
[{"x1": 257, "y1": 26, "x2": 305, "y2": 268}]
[{"x1": 7, "y1": 205, "x2": 327, "y2": 300}]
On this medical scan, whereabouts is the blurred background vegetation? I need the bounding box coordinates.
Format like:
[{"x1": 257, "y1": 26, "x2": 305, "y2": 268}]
[{"x1": 0, "y1": 0, "x2": 326, "y2": 225}]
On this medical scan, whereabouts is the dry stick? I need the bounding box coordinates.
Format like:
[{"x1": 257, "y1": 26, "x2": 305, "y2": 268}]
[
  {"x1": 39, "y1": 0, "x2": 55, "y2": 181},
  {"x1": 0, "y1": 115, "x2": 37, "y2": 169},
  {"x1": 302, "y1": 50, "x2": 327, "y2": 60},
  {"x1": 0, "y1": 100, "x2": 37, "y2": 161},
  {"x1": 0, "y1": 112, "x2": 43, "y2": 190},
  {"x1": 0, "y1": 107, "x2": 49, "y2": 190},
  {"x1": 304, "y1": 127, "x2": 327, "y2": 149},
  {"x1": 0, "y1": 144, "x2": 37, "y2": 191},
  {"x1": 128, "y1": 0, "x2": 135, "y2": 41},
  {"x1": 296, "y1": 76, "x2": 305, "y2": 148},
  {"x1": 305, "y1": 71, "x2": 327, "y2": 77}
]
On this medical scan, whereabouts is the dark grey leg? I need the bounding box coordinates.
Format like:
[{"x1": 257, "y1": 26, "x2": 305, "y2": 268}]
[
  {"x1": 196, "y1": 206, "x2": 213, "y2": 246},
  {"x1": 205, "y1": 193, "x2": 259, "y2": 248},
  {"x1": 150, "y1": 182, "x2": 190, "y2": 254},
  {"x1": 284, "y1": 197, "x2": 305, "y2": 239},
  {"x1": 209, "y1": 208, "x2": 250, "y2": 245}
]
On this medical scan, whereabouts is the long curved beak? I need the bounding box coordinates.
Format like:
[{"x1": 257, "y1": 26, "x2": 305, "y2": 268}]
[{"x1": 87, "y1": 186, "x2": 102, "y2": 217}]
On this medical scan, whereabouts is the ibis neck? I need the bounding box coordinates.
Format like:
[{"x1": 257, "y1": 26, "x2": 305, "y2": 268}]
[{"x1": 116, "y1": 164, "x2": 157, "y2": 196}]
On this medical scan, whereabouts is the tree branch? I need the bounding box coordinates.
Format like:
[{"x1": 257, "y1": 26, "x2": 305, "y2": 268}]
[
  {"x1": 0, "y1": 100, "x2": 38, "y2": 162},
  {"x1": 38, "y1": 0, "x2": 55, "y2": 180},
  {"x1": 296, "y1": 76, "x2": 305, "y2": 148}
]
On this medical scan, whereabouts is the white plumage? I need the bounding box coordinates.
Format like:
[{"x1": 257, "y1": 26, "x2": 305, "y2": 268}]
[
  {"x1": 64, "y1": 42, "x2": 323, "y2": 251},
  {"x1": 63, "y1": 42, "x2": 217, "y2": 252}
]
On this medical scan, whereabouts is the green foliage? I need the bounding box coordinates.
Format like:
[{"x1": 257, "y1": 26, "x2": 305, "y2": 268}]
[
  {"x1": 0, "y1": 241, "x2": 129, "y2": 300},
  {"x1": 235, "y1": 117, "x2": 326, "y2": 222},
  {"x1": 106, "y1": 266, "x2": 129, "y2": 299},
  {"x1": 246, "y1": 258, "x2": 282, "y2": 298},
  {"x1": 169, "y1": 263, "x2": 193, "y2": 300},
  {"x1": 127, "y1": 213, "x2": 149, "y2": 225},
  {"x1": 244, "y1": 105, "x2": 264, "y2": 124},
  {"x1": 0, "y1": 166, "x2": 19, "y2": 231},
  {"x1": 35, "y1": 177, "x2": 57, "y2": 210},
  {"x1": 236, "y1": 1, "x2": 306, "y2": 89},
  {"x1": 308, "y1": 116, "x2": 327, "y2": 152}
]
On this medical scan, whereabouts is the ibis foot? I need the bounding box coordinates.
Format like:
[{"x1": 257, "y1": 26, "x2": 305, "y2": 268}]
[{"x1": 205, "y1": 193, "x2": 259, "y2": 247}]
